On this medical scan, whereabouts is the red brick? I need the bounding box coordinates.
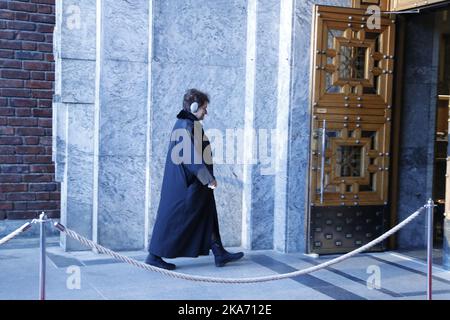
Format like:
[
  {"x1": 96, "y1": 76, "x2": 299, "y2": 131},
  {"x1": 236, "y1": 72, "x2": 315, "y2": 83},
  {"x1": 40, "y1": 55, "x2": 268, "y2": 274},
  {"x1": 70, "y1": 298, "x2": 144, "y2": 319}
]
[
  {"x1": 0, "y1": 107, "x2": 15, "y2": 116},
  {"x1": 32, "y1": 0, "x2": 55, "y2": 5},
  {"x1": 37, "y1": 4, "x2": 53, "y2": 14},
  {"x1": 0, "y1": 11, "x2": 15, "y2": 20},
  {"x1": 1, "y1": 0, "x2": 58, "y2": 221},
  {"x1": 36, "y1": 23, "x2": 53, "y2": 33},
  {"x1": 15, "y1": 12, "x2": 30, "y2": 21},
  {"x1": 1, "y1": 69, "x2": 30, "y2": 79},
  {"x1": 0, "y1": 146, "x2": 16, "y2": 154},
  {"x1": 0, "y1": 59, "x2": 22, "y2": 68},
  {"x1": 0, "y1": 156, "x2": 23, "y2": 164},
  {"x1": 24, "y1": 136, "x2": 39, "y2": 144},
  {"x1": 37, "y1": 99, "x2": 51, "y2": 108},
  {"x1": 0, "y1": 79, "x2": 24, "y2": 88},
  {"x1": 7, "y1": 21, "x2": 36, "y2": 31},
  {"x1": 22, "y1": 41, "x2": 37, "y2": 50},
  {"x1": 23, "y1": 155, "x2": 36, "y2": 163},
  {"x1": 16, "y1": 51, "x2": 44, "y2": 60},
  {"x1": 36, "y1": 193, "x2": 49, "y2": 200},
  {"x1": 0, "y1": 50, "x2": 15, "y2": 59},
  {"x1": 15, "y1": 108, "x2": 32, "y2": 116},
  {"x1": 25, "y1": 80, "x2": 52, "y2": 89},
  {"x1": 0, "y1": 137, "x2": 22, "y2": 145},
  {"x1": 38, "y1": 118, "x2": 51, "y2": 127},
  {"x1": 0, "y1": 127, "x2": 14, "y2": 135},
  {"x1": 24, "y1": 174, "x2": 52, "y2": 182},
  {"x1": 13, "y1": 202, "x2": 27, "y2": 210},
  {"x1": 0, "y1": 40, "x2": 21, "y2": 50},
  {"x1": 16, "y1": 146, "x2": 45, "y2": 155},
  {"x1": 30, "y1": 14, "x2": 55, "y2": 24},
  {"x1": 2, "y1": 88, "x2": 31, "y2": 97},
  {"x1": 29, "y1": 183, "x2": 57, "y2": 192},
  {"x1": 45, "y1": 72, "x2": 54, "y2": 81},
  {"x1": 11, "y1": 98, "x2": 37, "y2": 107},
  {"x1": 0, "y1": 30, "x2": 16, "y2": 40},
  {"x1": 27, "y1": 201, "x2": 57, "y2": 210},
  {"x1": 45, "y1": 210, "x2": 60, "y2": 219},
  {"x1": 32, "y1": 90, "x2": 52, "y2": 99},
  {"x1": 49, "y1": 192, "x2": 60, "y2": 200},
  {"x1": 8, "y1": 2, "x2": 38, "y2": 13},
  {"x1": 32, "y1": 108, "x2": 51, "y2": 117},
  {"x1": 7, "y1": 193, "x2": 35, "y2": 201},
  {"x1": 8, "y1": 117, "x2": 37, "y2": 126},
  {"x1": 30, "y1": 164, "x2": 53, "y2": 173},
  {"x1": 31, "y1": 71, "x2": 45, "y2": 80},
  {"x1": 1, "y1": 165, "x2": 29, "y2": 173},
  {"x1": 37, "y1": 42, "x2": 52, "y2": 52},
  {"x1": 7, "y1": 211, "x2": 37, "y2": 220},
  {"x1": 0, "y1": 184, "x2": 27, "y2": 192},
  {"x1": 34, "y1": 155, "x2": 52, "y2": 163},
  {"x1": 0, "y1": 174, "x2": 22, "y2": 182},
  {"x1": 0, "y1": 203, "x2": 13, "y2": 210},
  {"x1": 39, "y1": 136, "x2": 51, "y2": 146},
  {"x1": 17, "y1": 32, "x2": 45, "y2": 42}
]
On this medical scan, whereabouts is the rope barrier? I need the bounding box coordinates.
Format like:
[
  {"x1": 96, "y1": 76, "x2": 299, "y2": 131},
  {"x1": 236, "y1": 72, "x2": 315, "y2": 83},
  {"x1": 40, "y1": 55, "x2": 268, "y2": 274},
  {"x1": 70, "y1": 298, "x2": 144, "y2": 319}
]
[
  {"x1": 52, "y1": 206, "x2": 426, "y2": 284},
  {"x1": 0, "y1": 222, "x2": 33, "y2": 246}
]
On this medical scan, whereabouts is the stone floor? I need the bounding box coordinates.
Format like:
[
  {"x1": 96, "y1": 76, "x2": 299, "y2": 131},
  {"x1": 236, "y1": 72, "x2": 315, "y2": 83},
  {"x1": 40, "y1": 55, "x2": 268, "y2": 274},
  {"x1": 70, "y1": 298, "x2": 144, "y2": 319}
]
[{"x1": 1, "y1": 237, "x2": 450, "y2": 300}]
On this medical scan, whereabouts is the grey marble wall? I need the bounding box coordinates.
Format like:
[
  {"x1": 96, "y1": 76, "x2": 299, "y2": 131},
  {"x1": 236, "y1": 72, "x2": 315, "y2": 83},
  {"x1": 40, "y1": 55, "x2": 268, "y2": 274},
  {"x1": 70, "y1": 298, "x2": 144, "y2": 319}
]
[
  {"x1": 54, "y1": 0, "x2": 357, "y2": 252},
  {"x1": 396, "y1": 12, "x2": 439, "y2": 249}
]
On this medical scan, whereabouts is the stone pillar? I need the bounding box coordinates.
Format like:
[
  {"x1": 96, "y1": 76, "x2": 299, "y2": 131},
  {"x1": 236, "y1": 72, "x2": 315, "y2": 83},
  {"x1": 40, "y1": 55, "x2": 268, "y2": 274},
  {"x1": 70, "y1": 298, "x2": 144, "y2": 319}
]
[
  {"x1": 241, "y1": 0, "x2": 279, "y2": 250},
  {"x1": 54, "y1": 0, "x2": 96, "y2": 251},
  {"x1": 94, "y1": 0, "x2": 150, "y2": 250},
  {"x1": 397, "y1": 13, "x2": 438, "y2": 250}
]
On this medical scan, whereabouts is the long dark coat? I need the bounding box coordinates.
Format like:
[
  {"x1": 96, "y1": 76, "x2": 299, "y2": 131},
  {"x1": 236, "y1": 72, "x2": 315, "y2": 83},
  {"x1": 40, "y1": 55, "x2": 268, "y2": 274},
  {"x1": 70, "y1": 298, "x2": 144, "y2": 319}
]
[{"x1": 149, "y1": 110, "x2": 221, "y2": 258}]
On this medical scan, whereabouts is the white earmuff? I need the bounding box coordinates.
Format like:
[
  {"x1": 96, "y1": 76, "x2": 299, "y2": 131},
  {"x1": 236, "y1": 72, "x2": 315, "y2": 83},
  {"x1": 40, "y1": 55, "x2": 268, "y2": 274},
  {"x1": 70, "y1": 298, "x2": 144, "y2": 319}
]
[{"x1": 190, "y1": 102, "x2": 199, "y2": 113}]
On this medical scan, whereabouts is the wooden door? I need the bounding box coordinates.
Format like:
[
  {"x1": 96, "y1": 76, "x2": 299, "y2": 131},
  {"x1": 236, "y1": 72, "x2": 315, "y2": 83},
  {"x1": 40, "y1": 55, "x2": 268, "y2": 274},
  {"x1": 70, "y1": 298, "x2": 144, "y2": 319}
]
[{"x1": 308, "y1": 5, "x2": 395, "y2": 254}]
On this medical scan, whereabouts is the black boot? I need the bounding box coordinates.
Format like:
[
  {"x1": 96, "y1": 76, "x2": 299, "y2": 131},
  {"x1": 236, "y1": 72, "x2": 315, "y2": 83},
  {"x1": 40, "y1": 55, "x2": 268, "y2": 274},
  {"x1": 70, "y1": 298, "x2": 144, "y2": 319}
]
[
  {"x1": 211, "y1": 241, "x2": 244, "y2": 267},
  {"x1": 145, "y1": 253, "x2": 176, "y2": 270}
]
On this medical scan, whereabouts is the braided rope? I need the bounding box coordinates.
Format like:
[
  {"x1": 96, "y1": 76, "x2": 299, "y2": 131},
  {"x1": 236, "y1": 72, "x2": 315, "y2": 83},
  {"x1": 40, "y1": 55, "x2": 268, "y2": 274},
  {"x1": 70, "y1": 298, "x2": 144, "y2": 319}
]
[
  {"x1": 55, "y1": 206, "x2": 425, "y2": 284},
  {"x1": 0, "y1": 223, "x2": 33, "y2": 246}
]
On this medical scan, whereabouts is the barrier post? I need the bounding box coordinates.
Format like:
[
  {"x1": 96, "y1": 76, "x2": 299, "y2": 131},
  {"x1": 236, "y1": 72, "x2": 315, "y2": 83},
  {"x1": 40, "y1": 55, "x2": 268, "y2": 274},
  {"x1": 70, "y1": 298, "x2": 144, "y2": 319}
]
[
  {"x1": 37, "y1": 212, "x2": 48, "y2": 300},
  {"x1": 426, "y1": 199, "x2": 434, "y2": 301}
]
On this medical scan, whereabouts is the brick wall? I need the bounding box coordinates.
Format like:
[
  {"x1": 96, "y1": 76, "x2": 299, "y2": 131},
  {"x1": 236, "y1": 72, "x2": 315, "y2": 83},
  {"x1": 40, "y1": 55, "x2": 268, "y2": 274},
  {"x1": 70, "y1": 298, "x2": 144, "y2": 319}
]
[{"x1": 0, "y1": 0, "x2": 59, "y2": 220}]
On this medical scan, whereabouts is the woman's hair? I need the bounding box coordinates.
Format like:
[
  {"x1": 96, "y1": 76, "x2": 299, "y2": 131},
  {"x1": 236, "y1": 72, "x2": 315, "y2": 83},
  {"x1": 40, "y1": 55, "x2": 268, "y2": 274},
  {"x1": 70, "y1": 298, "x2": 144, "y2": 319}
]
[{"x1": 182, "y1": 89, "x2": 210, "y2": 111}]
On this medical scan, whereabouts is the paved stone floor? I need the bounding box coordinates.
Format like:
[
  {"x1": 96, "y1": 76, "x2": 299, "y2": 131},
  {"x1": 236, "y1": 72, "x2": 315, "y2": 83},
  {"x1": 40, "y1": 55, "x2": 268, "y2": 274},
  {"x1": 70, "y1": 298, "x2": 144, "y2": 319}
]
[{"x1": 1, "y1": 237, "x2": 449, "y2": 300}]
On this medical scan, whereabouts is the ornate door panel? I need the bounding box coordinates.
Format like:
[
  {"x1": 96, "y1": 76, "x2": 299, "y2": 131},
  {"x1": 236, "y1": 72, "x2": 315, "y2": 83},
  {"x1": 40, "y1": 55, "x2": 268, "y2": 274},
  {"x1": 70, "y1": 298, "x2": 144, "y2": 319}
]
[{"x1": 308, "y1": 5, "x2": 395, "y2": 254}]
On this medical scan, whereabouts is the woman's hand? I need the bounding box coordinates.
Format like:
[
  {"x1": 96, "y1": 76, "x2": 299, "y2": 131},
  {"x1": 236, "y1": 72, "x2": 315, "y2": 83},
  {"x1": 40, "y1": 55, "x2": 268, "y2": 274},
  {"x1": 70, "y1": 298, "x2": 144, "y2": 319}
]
[{"x1": 208, "y1": 179, "x2": 218, "y2": 189}]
